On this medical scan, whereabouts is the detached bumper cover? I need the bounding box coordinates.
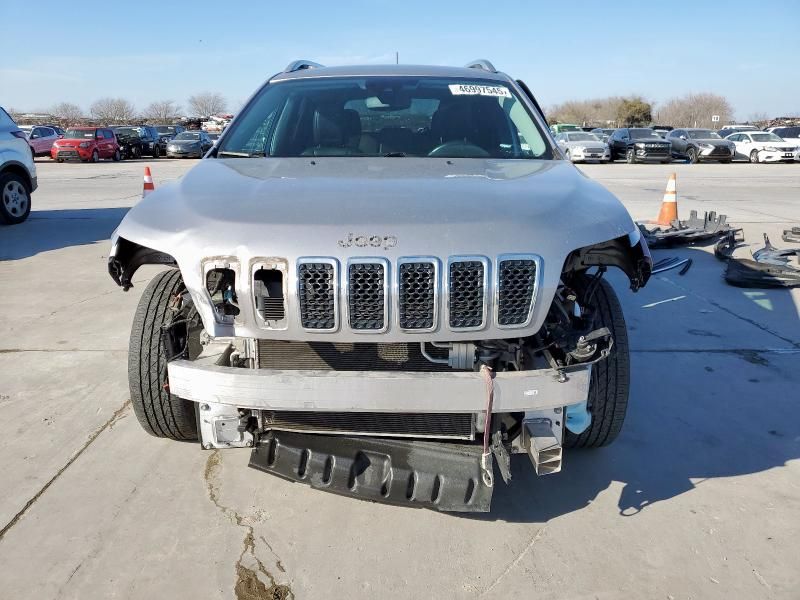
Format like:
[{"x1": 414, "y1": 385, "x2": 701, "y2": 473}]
[
  {"x1": 249, "y1": 430, "x2": 494, "y2": 512},
  {"x1": 167, "y1": 358, "x2": 591, "y2": 413}
]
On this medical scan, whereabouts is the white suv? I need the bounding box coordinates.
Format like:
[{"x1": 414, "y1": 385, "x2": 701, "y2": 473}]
[{"x1": 0, "y1": 107, "x2": 37, "y2": 224}]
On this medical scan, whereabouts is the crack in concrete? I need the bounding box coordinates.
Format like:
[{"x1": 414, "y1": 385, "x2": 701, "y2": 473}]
[
  {"x1": 203, "y1": 451, "x2": 293, "y2": 600},
  {"x1": 0, "y1": 400, "x2": 131, "y2": 542},
  {"x1": 480, "y1": 526, "x2": 547, "y2": 596}
]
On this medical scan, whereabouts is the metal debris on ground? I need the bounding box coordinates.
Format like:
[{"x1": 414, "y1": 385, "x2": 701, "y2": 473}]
[
  {"x1": 715, "y1": 230, "x2": 800, "y2": 288},
  {"x1": 638, "y1": 210, "x2": 732, "y2": 248},
  {"x1": 783, "y1": 227, "x2": 800, "y2": 244},
  {"x1": 651, "y1": 256, "x2": 693, "y2": 275}
]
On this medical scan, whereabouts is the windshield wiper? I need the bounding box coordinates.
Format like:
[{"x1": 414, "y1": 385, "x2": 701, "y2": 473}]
[
  {"x1": 217, "y1": 150, "x2": 265, "y2": 158},
  {"x1": 383, "y1": 152, "x2": 407, "y2": 157}
]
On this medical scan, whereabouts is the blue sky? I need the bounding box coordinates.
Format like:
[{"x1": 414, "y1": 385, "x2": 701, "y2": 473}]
[{"x1": 1, "y1": 0, "x2": 798, "y2": 119}]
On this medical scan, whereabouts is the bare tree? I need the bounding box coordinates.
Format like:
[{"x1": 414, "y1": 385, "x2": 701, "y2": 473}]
[
  {"x1": 547, "y1": 96, "x2": 628, "y2": 127},
  {"x1": 188, "y1": 92, "x2": 227, "y2": 117},
  {"x1": 50, "y1": 102, "x2": 84, "y2": 125},
  {"x1": 89, "y1": 98, "x2": 137, "y2": 124},
  {"x1": 658, "y1": 93, "x2": 734, "y2": 129},
  {"x1": 142, "y1": 100, "x2": 182, "y2": 124}
]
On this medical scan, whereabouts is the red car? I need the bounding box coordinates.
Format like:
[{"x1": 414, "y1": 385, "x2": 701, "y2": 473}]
[{"x1": 51, "y1": 127, "x2": 121, "y2": 162}]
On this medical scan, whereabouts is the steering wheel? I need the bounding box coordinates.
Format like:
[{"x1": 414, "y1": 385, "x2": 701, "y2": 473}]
[{"x1": 428, "y1": 140, "x2": 491, "y2": 158}]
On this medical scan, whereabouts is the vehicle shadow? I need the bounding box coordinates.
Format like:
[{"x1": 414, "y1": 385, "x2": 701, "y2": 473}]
[
  {"x1": 0, "y1": 207, "x2": 129, "y2": 260},
  {"x1": 472, "y1": 244, "x2": 800, "y2": 523}
]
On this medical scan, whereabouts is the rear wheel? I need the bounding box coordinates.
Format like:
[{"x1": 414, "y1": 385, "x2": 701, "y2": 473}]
[
  {"x1": 153, "y1": 145, "x2": 161, "y2": 158},
  {"x1": 128, "y1": 269, "x2": 198, "y2": 440},
  {"x1": 564, "y1": 280, "x2": 630, "y2": 449},
  {"x1": 112, "y1": 149, "x2": 121, "y2": 162},
  {"x1": 90, "y1": 150, "x2": 99, "y2": 163}
]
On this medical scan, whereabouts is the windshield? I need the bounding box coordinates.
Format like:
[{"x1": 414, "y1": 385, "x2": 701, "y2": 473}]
[
  {"x1": 751, "y1": 133, "x2": 784, "y2": 142},
  {"x1": 64, "y1": 129, "x2": 95, "y2": 139},
  {"x1": 773, "y1": 127, "x2": 800, "y2": 138},
  {"x1": 688, "y1": 130, "x2": 721, "y2": 140},
  {"x1": 156, "y1": 126, "x2": 179, "y2": 134},
  {"x1": 630, "y1": 128, "x2": 660, "y2": 139},
  {"x1": 567, "y1": 133, "x2": 599, "y2": 142},
  {"x1": 114, "y1": 127, "x2": 143, "y2": 138},
  {"x1": 218, "y1": 77, "x2": 551, "y2": 159},
  {"x1": 174, "y1": 132, "x2": 201, "y2": 140}
]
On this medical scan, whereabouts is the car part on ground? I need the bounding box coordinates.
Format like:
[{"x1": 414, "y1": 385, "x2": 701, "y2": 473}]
[
  {"x1": 715, "y1": 230, "x2": 800, "y2": 288},
  {"x1": 651, "y1": 256, "x2": 692, "y2": 275},
  {"x1": 782, "y1": 227, "x2": 800, "y2": 244},
  {"x1": 111, "y1": 60, "x2": 652, "y2": 512},
  {"x1": 639, "y1": 210, "x2": 732, "y2": 248}
]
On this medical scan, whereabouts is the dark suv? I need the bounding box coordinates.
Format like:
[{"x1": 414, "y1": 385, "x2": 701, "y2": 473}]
[
  {"x1": 665, "y1": 128, "x2": 735, "y2": 163},
  {"x1": 112, "y1": 126, "x2": 165, "y2": 159},
  {"x1": 608, "y1": 128, "x2": 672, "y2": 163}
]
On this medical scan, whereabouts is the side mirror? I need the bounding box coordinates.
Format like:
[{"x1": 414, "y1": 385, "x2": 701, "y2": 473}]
[
  {"x1": 30, "y1": 133, "x2": 39, "y2": 139},
  {"x1": 680, "y1": 135, "x2": 687, "y2": 140}
]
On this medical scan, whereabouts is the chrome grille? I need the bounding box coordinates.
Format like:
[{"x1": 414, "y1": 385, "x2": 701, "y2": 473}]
[
  {"x1": 348, "y1": 262, "x2": 386, "y2": 330},
  {"x1": 448, "y1": 260, "x2": 485, "y2": 329},
  {"x1": 497, "y1": 258, "x2": 537, "y2": 326},
  {"x1": 585, "y1": 147, "x2": 605, "y2": 153},
  {"x1": 298, "y1": 262, "x2": 336, "y2": 330},
  {"x1": 399, "y1": 261, "x2": 436, "y2": 330}
]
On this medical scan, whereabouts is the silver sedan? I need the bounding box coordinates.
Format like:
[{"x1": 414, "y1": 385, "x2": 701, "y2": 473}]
[{"x1": 554, "y1": 132, "x2": 611, "y2": 163}]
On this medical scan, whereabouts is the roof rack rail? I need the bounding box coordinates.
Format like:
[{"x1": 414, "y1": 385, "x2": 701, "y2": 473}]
[
  {"x1": 283, "y1": 60, "x2": 325, "y2": 73},
  {"x1": 465, "y1": 59, "x2": 497, "y2": 73}
]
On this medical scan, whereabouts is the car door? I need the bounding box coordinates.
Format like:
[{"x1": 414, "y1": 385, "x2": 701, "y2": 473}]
[
  {"x1": 730, "y1": 134, "x2": 747, "y2": 159},
  {"x1": 614, "y1": 129, "x2": 629, "y2": 156},
  {"x1": 29, "y1": 127, "x2": 46, "y2": 154},
  {"x1": 201, "y1": 133, "x2": 212, "y2": 153},
  {"x1": 671, "y1": 130, "x2": 686, "y2": 155}
]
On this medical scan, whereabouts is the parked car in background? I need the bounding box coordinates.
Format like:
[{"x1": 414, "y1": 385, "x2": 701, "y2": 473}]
[
  {"x1": 51, "y1": 127, "x2": 121, "y2": 163},
  {"x1": 207, "y1": 132, "x2": 221, "y2": 146},
  {"x1": 590, "y1": 128, "x2": 615, "y2": 143},
  {"x1": 113, "y1": 126, "x2": 164, "y2": 159},
  {"x1": 0, "y1": 107, "x2": 37, "y2": 224},
  {"x1": 555, "y1": 131, "x2": 610, "y2": 162},
  {"x1": 25, "y1": 126, "x2": 60, "y2": 158},
  {"x1": 41, "y1": 124, "x2": 65, "y2": 136},
  {"x1": 608, "y1": 128, "x2": 672, "y2": 163},
  {"x1": 665, "y1": 128, "x2": 735, "y2": 163},
  {"x1": 766, "y1": 126, "x2": 800, "y2": 146},
  {"x1": 550, "y1": 123, "x2": 583, "y2": 135},
  {"x1": 154, "y1": 125, "x2": 186, "y2": 142},
  {"x1": 166, "y1": 130, "x2": 213, "y2": 158},
  {"x1": 717, "y1": 125, "x2": 760, "y2": 138},
  {"x1": 725, "y1": 131, "x2": 798, "y2": 163},
  {"x1": 651, "y1": 125, "x2": 673, "y2": 138}
]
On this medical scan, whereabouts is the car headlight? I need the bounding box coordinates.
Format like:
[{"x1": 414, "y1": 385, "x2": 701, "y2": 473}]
[
  {"x1": 699, "y1": 143, "x2": 713, "y2": 149},
  {"x1": 634, "y1": 142, "x2": 644, "y2": 147},
  {"x1": 79, "y1": 142, "x2": 90, "y2": 148},
  {"x1": 573, "y1": 146, "x2": 585, "y2": 152},
  {"x1": 764, "y1": 146, "x2": 778, "y2": 152}
]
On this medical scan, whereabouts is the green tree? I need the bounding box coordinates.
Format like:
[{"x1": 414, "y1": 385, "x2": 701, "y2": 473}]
[{"x1": 617, "y1": 97, "x2": 652, "y2": 126}]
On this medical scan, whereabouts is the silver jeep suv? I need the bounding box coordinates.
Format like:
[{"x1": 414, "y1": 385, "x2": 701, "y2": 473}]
[
  {"x1": 108, "y1": 60, "x2": 652, "y2": 512},
  {"x1": 0, "y1": 107, "x2": 37, "y2": 225}
]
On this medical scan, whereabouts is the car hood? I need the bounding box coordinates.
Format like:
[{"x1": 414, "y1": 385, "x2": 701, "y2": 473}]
[
  {"x1": 692, "y1": 138, "x2": 732, "y2": 145},
  {"x1": 169, "y1": 139, "x2": 201, "y2": 145},
  {"x1": 562, "y1": 140, "x2": 607, "y2": 148}
]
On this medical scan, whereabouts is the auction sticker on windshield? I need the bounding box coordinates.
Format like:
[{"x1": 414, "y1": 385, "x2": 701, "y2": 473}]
[{"x1": 448, "y1": 84, "x2": 512, "y2": 98}]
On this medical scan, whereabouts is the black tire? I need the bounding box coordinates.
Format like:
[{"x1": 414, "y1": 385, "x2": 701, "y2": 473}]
[
  {"x1": 128, "y1": 269, "x2": 198, "y2": 440},
  {"x1": 564, "y1": 280, "x2": 630, "y2": 449},
  {"x1": 90, "y1": 150, "x2": 99, "y2": 163},
  {"x1": 153, "y1": 145, "x2": 161, "y2": 158},
  {"x1": 112, "y1": 149, "x2": 121, "y2": 162},
  {"x1": 687, "y1": 147, "x2": 699, "y2": 164},
  {"x1": 0, "y1": 171, "x2": 33, "y2": 225},
  {"x1": 749, "y1": 150, "x2": 760, "y2": 163},
  {"x1": 132, "y1": 146, "x2": 141, "y2": 159},
  {"x1": 625, "y1": 148, "x2": 636, "y2": 164},
  {"x1": 720, "y1": 159, "x2": 731, "y2": 164}
]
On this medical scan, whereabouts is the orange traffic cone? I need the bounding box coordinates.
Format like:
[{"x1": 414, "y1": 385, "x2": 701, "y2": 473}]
[
  {"x1": 142, "y1": 166, "x2": 155, "y2": 197},
  {"x1": 655, "y1": 172, "x2": 678, "y2": 226}
]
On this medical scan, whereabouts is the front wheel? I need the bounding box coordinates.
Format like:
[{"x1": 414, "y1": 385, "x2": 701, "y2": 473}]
[
  {"x1": 625, "y1": 148, "x2": 636, "y2": 164},
  {"x1": 129, "y1": 269, "x2": 198, "y2": 440},
  {"x1": 687, "y1": 147, "x2": 699, "y2": 164},
  {"x1": 153, "y1": 145, "x2": 161, "y2": 158},
  {"x1": 750, "y1": 150, "x2": 760, "y2": 163},
  {"x1": 564, "y1": 280, "x2": 630, "y2": 449},
  {"x1": 90, "y1": 150, "x2": 99, "y2": 163}
]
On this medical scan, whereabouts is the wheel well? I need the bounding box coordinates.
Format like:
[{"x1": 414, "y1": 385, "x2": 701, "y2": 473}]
[
  {"x1": 108, "y1": 236, "x2": 177, "y2": 290},
  {"x1": 562, "y1": 233, "x2": 652, "y2": 291},
  {"x1": 0, "y1": 163, "x2": 32, "y2": 191}
]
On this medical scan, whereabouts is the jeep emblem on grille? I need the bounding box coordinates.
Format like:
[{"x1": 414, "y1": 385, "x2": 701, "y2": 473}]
[{"x1": 338, "y1": 233, "x2": 398, "y2": 250}]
